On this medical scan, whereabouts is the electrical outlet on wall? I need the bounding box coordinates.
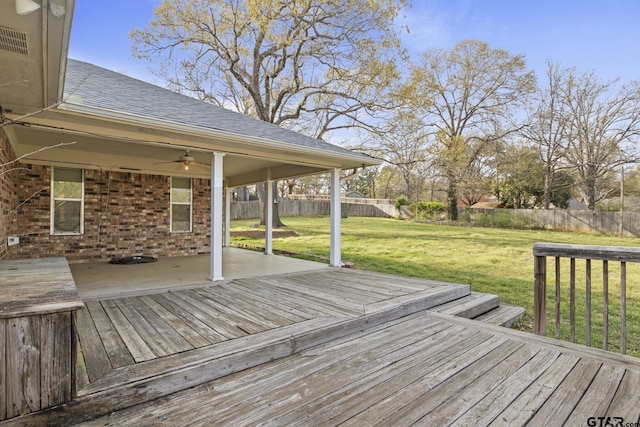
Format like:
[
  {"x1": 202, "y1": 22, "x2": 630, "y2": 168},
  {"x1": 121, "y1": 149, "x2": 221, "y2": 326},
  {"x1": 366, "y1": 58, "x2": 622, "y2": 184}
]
[{"x1": 7, "y1": 236, "x2": 19, "y2": 246}]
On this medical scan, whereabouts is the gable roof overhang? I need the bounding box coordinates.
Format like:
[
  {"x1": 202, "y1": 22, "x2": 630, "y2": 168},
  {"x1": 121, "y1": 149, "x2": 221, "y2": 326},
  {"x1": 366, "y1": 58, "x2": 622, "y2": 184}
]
[
  {"x1": 0, "y1": 0, "x2": 74, "y2": 114},
  {"x1": 3, "y1": 58, "x2": 380, "y2": 186}
]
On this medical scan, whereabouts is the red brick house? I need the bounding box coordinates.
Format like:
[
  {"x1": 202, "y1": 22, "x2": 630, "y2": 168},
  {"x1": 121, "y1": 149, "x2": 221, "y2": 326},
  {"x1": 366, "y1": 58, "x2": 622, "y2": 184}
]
[{"x1": 0, "y1": 0, "x2": 378, "y2": 279}]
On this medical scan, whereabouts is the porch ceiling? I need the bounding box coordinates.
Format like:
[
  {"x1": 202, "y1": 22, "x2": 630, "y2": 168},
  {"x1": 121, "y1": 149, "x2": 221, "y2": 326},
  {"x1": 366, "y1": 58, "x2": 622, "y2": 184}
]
[{"x1": 5, "y1": 118, "x2": 330, "y2": 185}]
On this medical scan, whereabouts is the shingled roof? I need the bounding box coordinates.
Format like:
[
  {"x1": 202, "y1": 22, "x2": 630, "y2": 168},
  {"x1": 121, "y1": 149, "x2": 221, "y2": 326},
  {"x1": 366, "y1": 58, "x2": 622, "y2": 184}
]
[{"x1": 63, "y1": 59, "x2": 377, "y2": 164}]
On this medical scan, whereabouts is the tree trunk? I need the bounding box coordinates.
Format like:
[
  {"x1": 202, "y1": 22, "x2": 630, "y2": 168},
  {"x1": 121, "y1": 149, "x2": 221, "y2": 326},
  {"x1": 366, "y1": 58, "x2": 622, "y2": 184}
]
[
  {"x1": 447, "y1": 180, "x2": 458, "y2": 220},
  {"x1": 257, "y1": 181, "x2": 285, "y2": 228},
  {"x1": 236, "y1": 186, "x2": 249, "y2": 201},
  {"x1": 585, "y1": 167, "x2": 597, "y2": 210},
  {"x1": 543, "y1": 167, "x2": 552, "y2": 209}
]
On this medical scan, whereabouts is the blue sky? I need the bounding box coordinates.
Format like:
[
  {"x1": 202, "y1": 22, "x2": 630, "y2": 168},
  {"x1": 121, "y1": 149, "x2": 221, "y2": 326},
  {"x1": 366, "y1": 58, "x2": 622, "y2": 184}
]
[{"x1": 69, "y1": 0, "x2": 640, "y2": 85}]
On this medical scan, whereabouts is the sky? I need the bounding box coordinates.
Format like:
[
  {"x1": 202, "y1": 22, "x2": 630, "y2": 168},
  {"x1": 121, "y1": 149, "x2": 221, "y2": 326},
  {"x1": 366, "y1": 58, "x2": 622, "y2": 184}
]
[{"x1": 68, "y1": 0, "x2": 640, "y2": 87}]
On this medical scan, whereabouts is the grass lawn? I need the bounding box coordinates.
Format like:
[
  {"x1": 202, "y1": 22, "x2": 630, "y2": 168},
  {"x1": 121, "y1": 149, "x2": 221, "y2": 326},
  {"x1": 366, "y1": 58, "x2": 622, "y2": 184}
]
[{"x1": 230, "y1": 216, "x2": 640, "y2": 357}]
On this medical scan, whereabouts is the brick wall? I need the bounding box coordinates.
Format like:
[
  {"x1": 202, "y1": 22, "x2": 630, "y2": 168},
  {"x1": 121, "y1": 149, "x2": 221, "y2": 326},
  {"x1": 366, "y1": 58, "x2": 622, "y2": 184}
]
[
  {"x1": 0, "y1": 129, "x2": 18, "y2": 260},
  {"x1": 15, "y1": 165, "x2": 212, "y2": 263}
]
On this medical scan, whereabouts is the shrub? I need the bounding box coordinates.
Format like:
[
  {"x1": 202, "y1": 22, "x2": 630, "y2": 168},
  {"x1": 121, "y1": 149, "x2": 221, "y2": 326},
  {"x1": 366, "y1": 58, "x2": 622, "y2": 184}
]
[
  {"x1": 395, "y1": 196, "x2": 409, "y2": 210},
  {"x1": 414, "y1": 201, "x2": 447, "y2": 220}
]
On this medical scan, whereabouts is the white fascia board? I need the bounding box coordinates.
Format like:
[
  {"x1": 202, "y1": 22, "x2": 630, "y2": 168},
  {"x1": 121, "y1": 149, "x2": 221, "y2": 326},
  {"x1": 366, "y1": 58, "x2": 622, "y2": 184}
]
[{"x1": 55, "y1": 102, "x2": 381, "y2": 167}]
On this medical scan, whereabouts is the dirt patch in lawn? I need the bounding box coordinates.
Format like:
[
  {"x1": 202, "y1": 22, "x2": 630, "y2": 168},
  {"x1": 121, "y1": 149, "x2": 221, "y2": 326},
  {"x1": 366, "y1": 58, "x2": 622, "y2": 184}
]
[{"x1": 230, "y1": 230, "x2": 299, "y2": 239}]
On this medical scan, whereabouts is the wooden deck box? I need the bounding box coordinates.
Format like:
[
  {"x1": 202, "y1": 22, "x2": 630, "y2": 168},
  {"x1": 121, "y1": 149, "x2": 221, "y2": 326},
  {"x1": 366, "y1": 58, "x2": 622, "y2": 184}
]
[{"x1": 0, "y1": 258, "x2": 83, "y2": 421}]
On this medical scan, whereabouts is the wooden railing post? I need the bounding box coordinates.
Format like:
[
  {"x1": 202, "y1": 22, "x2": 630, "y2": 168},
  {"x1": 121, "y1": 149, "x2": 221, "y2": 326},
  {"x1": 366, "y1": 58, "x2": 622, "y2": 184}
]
[{"x1": 534, "y1": 254, "x2": 547, "y2": 336}]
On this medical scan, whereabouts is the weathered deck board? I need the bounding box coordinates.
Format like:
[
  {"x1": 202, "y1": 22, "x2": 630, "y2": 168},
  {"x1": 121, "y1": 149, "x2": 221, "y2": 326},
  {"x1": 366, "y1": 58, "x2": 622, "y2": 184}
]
[
  {"x1": 266, "y1": 328, "x2": 502, "y2": 427},
  {"x1": 607, "y1": 369, "x2": 640, "y2": 419},
  {"x1": 212, "y1": 319, "x2": 466, "y2": 426},
  {"x1": 452, "y1": 348, "x2": 564, "y2": 425},
  {"x1": 258, "y1": 276, "x2": 366, "y2": 316},
  {"x1": 489, "y1": 353, "x2": 580, "y2": 425},
  {"x1": 75, "y1": 307, "x2": 112, "y2": 382},
  {"x1": 188, "y1": 288, "x2": 282, "y2": 334},
  {"x1": 126, "y1": 297, "x2": 193, "y2": 354},
  {"x1": 84, "y1": 301, "x2": 134, "y2": 369},
  {"x1": 281, "y1": 274, "x2": 386, "y2": 303},
  {"x1": 565, "y1": 364, "x2": 626, "y2": 424},
  {"x1": 136, "y1": 295, "x2": 210, "y2": 349},
  {"x1": 526, "y1": 358, "x2": 602, "y2": 425},
  {"x1": 169, "y1": 290, "x2": 249, "y2": 338},
  {"x1": 40, "y1": 312, "x2": 73, "y2": 409},
  {"x1": 431, "y1": 291, "x2": 500, "y2": 318},
  {"x1": 100, "y1": 300, "x2": 155, "y2": 363},
  {"x1": 5, "y1": 316, "x2": 40, "y2": 418},
  {"x1": 146, "y1": 293, "x2": 227, "y2": 344},
  {"x1": 217, "y1": 282, "x2": 307, "y2": 323},
  {"x1": 229, "y1": 278, "x2": 334, "y2": 318}
]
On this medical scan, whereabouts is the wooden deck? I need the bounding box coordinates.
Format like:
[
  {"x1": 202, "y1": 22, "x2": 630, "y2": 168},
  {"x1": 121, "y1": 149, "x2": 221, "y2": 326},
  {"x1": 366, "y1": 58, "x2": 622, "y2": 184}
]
[
  {"x1": 3, "y1": 268, "x2": 544, "y2": 425},
  {"x1": 75, "y1": 311, "x2": 640, "y2": 426},
  {"x1": 74, "y1": 269, "x2": 477, "y2": 390}
]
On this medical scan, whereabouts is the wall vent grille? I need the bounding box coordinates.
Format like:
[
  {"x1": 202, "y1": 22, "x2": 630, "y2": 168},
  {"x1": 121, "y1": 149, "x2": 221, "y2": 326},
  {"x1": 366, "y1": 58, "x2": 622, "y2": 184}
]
[{"x1": 0, "y1": 26, "x2": 29, "y2": 55}]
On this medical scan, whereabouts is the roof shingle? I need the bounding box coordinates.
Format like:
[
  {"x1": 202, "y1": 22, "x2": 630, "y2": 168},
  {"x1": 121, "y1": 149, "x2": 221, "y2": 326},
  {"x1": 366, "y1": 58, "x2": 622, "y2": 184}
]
[{"x1": 63, "y1": 59, "x2": 375, "y2": 163}]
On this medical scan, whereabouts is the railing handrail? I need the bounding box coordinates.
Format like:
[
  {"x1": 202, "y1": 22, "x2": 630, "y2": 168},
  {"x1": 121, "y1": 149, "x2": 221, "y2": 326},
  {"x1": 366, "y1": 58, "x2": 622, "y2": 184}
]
[
  {"x1": 533, "y1": 242, "x2": 640, "y2": 262},
  {"x1": 533, "y1": 241, "x2": 631, "y2": 354}
]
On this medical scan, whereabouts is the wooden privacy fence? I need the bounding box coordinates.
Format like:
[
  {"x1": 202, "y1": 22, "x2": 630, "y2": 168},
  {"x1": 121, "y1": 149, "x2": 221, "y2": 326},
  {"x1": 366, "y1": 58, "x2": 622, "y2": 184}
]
[
  {"x1": 230, "y1": 199, "x2": 399, "y2": 220},
  {"x1": 533, "y1": 242, "x2": 640, "y2": 354}
]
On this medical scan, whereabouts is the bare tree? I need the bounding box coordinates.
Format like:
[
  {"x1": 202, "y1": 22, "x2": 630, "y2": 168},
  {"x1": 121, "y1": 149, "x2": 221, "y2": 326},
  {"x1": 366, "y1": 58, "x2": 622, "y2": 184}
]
[
  {"x1": 365, "y1": 111, "x2": 432, "y2": 202},
  {"x1": 404, "y1": 40, "x2": 536, "y2": 219},
  {"x1": 522, "y1": 61, "x2": 571, "y2": 208},
  {"x1": 562, "y1": 70, "x2": 640, "y2": 209},
  {"x1": 131, "y1": 0, "x2": 406, "y2": 227}
]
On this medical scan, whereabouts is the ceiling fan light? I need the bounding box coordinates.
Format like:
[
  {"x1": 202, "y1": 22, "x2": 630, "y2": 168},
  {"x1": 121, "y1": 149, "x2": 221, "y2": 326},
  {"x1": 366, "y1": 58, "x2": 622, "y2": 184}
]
[{"x1": 16, "y1": 0, "x2": 41, "y2": 15}]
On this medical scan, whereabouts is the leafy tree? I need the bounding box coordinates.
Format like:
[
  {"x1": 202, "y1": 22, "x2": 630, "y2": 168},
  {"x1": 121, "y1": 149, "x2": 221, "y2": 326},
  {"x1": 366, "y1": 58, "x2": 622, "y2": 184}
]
[
  {"x1": 404, "y1": 40, "x2": 536, "y2": 219},
  {"x1": 562, "y1": 69, "x2": 640, "y2": 209},
  {"x1": 131, "y1": 0, "x2": 406, "y2": 226},
  {"x1": 499, "y1": 145, "x2": 573, "y2": 208}
]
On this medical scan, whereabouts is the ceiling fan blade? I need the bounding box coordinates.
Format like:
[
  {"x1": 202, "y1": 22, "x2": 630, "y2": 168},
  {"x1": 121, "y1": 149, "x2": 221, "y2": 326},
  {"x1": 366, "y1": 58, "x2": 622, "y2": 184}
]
[{"x1": 153, "y1": 160, "x2": 181, "y2": 166}]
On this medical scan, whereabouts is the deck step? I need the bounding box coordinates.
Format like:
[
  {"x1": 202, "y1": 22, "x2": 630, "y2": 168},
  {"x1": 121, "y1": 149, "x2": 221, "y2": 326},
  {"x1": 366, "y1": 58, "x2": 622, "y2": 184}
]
[
  {"x1": 473, "y1": 304, "x2": 526, "y2": 328},
  {"x1": 429, "y1": 292, "x2": 500, "y2": 319}
]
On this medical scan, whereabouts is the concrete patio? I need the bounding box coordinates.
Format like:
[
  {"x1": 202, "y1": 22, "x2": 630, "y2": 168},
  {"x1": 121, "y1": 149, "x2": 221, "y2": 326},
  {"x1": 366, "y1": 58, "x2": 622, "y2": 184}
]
[{"x1": 70, "y1": 248, "x2": 330, "y2": 299}]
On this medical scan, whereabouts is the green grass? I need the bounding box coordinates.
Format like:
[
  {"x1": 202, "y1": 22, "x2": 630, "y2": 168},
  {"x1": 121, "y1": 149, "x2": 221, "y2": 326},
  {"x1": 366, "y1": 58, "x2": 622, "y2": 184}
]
[{"x1": 231, "y1": 216, "x2": 640, "y2": 356}]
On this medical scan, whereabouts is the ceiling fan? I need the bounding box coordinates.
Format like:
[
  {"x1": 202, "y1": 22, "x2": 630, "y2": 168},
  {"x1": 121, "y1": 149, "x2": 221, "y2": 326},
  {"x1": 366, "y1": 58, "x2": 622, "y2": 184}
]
[{"x1": 155, "y1": 151, "x2": 209, "y2": 171}]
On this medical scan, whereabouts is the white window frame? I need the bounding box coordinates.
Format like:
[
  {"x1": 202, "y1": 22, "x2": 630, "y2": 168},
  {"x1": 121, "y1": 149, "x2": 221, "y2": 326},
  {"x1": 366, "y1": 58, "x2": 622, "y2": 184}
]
[
  {"x1": 51, "y1": 167, "x2": 84, "y2": 235},
  {"x1": 170, "y1": 176, "x2": 193, "y2": 233}
]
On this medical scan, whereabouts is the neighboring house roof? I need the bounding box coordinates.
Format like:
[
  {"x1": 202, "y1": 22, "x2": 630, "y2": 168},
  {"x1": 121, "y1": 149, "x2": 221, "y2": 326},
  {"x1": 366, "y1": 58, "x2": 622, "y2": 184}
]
[
  {"x1": 568, "y1": 199, "x2": 588, "y2": 210},
  {"x1": 63, "y1": 59, "x2": 376, "y2": 166},
  {"x1": 469, "y1": 200, "x2": 505, "y2": 209},
  {"x1": 344, "y1": 190, "x2": 366, "y2": 198}
]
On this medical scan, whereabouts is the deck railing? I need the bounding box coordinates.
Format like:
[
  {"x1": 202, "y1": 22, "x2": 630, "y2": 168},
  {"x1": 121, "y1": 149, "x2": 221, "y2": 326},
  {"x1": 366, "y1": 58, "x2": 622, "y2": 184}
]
[{"x1": 533, "y1": 242, "x2": 640, "y2": 354}]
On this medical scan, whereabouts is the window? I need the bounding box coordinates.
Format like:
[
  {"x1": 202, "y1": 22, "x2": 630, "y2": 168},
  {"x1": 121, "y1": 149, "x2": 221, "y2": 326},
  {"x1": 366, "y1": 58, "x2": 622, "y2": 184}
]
[
  {"x1": 51, "y1": 167, "x2": 84, "y2": 234},
  {"x1": 171, "y1": 177, "x2": 192, "y2": 232}
]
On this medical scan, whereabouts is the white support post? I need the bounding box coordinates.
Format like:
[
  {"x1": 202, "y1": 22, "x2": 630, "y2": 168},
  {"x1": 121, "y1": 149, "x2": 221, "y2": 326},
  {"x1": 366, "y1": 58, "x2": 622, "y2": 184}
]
[
  {"x1": 329, "y1": 168, "x2": 342, "y2": 267},
  {"x1": 265, "y1": 174, "x2": 273, "y2": 255},
  {"x1": 225, "y1": 187, "x2": 231, "y2": 248},
  {"x1": 210, "y1": 152, "x2": 225, "y2": 281}
]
